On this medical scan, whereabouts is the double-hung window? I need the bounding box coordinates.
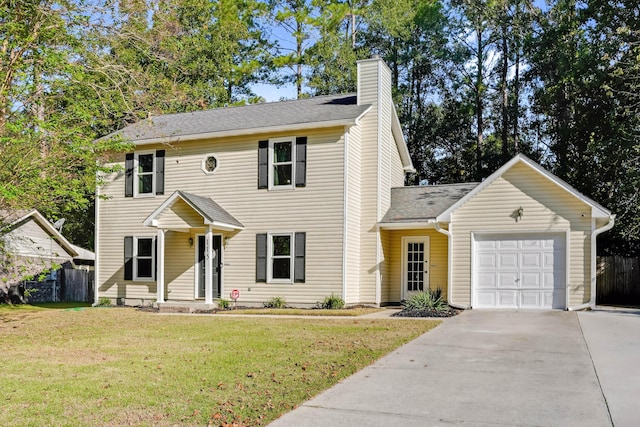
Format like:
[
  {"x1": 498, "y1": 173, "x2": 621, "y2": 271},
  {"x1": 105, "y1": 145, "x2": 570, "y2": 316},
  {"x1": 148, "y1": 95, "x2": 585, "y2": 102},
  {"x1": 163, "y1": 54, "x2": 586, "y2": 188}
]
[
  {"x1": 270, "y1": 233, "x2": 293, "y2": 281},
  {"x1": 125, "y1": 150, "x2": 165, "y2": 197},
  {"x1": 256, "y1": 232, "x2": 306, "y2": 283},
  {"x1": 258, "y1": 137, "x2": 306, "y2": 190},
  {"x1": 124, "y1": 236, "x2": 155, "y2": 281},
  {"x1": 270, "y1": 138, "x2": 294, "y2": 189}
]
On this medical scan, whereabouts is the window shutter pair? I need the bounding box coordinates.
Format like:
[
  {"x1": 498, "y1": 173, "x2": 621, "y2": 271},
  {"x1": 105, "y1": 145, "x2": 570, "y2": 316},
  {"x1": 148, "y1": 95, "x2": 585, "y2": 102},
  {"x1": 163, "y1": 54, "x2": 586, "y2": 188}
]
[
  {"x1": 257, "y1": 137, "x2": 306, "y2": 188},
  {"x1": 255, "y1": 232, "x2": 305, "y2": 283},
  {"x1": 123, "y1": 236, "x2": 157, "y2": 281},
  {"x1": 124, "y1": 150, "x2": 165, "y2": 197}
]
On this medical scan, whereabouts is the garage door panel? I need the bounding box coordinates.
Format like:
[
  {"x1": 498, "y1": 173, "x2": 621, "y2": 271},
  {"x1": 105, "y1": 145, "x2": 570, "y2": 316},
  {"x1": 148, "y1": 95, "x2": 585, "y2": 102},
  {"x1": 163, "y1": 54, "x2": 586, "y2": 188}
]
[
  {"x1": 474, "y1": 234, "x2": 566, "y2": 309},
  {"x1": 497, "y1": 291, "x2": 518, "y2": 308},
  {"x1": 478, "y1": 253, "x2": 497, "y2": 268},
  {"x1": 520, "y1": 291, "x2": 542, "y2": 308},
  {"x1": 498, "y1": 253, "x2": 518, "y2": 268}
]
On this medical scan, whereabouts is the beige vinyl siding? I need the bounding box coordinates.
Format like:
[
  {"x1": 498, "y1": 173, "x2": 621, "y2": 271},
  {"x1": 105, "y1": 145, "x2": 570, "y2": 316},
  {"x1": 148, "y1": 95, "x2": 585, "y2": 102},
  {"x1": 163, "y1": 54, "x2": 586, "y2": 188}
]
[
  {"x1": 382, "y1": 229, "x2": 448, "y2": 303},
  {"x1": 97, "y1": 127, "x2": 346, "y2": 305},
  {"x1": 344, "y1": 125, "x2": 362, "y2": 304},
  {"x1": 450, "y1": 162, "x2": 592, "y2": 307},
  {"x1": 357, "y1": 60, "x2": 382, "y2": 304}
]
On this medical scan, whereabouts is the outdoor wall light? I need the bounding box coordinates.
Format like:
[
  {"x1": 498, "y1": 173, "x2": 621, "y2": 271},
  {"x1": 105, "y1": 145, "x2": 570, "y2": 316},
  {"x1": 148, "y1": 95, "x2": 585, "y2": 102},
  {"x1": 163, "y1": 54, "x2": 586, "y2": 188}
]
[
  {"x1": 517, "y1": 207, "x2": 524, "y2": 220},
  {"x1": 188, "y1": 237, "x2": 194, "y2": 247}
]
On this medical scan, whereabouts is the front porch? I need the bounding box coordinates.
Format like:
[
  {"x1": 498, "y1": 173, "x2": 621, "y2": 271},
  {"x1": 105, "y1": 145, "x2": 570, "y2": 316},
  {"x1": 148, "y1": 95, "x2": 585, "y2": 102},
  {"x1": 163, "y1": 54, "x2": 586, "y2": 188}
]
[{"x1": 143, "y1": 190, "x2": 244, "y2": 306}]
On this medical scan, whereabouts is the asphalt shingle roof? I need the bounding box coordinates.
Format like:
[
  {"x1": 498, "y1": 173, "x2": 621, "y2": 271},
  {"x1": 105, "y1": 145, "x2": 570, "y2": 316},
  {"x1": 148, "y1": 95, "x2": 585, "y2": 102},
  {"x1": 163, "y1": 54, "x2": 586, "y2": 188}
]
[
  {"x1": 178, "y1": 191, "x2": 244, "y2": 229},
  {"x1": 107, "y1": 94, "x2": 369, "y2": 143},
  {"x1": 381, "y1": 183, "x2": 480, "y2": 223}
]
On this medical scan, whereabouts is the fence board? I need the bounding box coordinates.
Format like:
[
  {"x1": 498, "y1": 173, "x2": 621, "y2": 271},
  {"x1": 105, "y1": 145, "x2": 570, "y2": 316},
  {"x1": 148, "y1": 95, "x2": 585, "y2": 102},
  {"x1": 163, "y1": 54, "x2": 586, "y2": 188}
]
[
  {"x1": 597, "y1": 256, "x2": 640, "y2": 305},
  {"x1": 62, "y1": 269, "x2": 94, "y2": 302}
]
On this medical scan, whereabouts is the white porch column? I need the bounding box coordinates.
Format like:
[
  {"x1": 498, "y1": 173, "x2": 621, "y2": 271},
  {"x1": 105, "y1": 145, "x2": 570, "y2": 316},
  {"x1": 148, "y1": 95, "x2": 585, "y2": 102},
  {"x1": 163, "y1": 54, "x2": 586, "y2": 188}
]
[
  {"x1": 205, "y1": 226, "x2": 214, "y2": 304},
  {"x1": 156, "y1": 229, "x2": 166, "y2": 303}
]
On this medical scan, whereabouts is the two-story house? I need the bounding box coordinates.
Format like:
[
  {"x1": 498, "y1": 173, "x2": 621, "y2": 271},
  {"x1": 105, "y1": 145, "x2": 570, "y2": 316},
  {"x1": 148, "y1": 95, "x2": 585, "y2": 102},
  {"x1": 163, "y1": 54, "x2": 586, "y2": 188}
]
[{"x1": 96, "y1": 57, "x2": 614, "y2": 311}]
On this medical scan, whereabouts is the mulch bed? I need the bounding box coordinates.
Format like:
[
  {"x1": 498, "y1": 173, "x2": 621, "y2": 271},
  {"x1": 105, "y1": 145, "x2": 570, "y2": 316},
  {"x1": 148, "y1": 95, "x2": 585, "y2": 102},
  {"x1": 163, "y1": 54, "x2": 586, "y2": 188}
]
[{"x1": 392, "y1": 307, "x2": 462, "y2": 318}]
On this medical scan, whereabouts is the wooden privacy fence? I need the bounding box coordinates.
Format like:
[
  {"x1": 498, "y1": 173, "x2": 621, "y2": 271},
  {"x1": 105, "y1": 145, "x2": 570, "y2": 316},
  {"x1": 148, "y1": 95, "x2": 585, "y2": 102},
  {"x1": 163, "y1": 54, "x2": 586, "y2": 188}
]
[
  {"x1": 597, "y1": 256, "x2": 640, "y2": 305},
  {"x1": 61, "y1": 269, "x2": 94, "y2": 302}
]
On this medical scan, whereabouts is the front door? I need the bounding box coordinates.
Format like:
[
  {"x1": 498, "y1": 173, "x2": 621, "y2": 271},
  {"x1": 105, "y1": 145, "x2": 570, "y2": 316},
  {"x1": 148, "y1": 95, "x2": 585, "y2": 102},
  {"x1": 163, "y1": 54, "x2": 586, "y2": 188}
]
[
  {"x1": 402, "y1": 236, "x2": 430, "y2": 300},
  {"x1": 197, "y1": 235, "x2": 222, "y2": 299}
]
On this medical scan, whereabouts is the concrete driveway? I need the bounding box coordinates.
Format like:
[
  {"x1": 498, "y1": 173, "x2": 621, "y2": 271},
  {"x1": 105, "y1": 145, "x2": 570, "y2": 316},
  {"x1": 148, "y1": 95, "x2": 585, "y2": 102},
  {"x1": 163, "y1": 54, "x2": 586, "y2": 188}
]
[{"x1": 270, "y1": 309, "x2": 639, "y2": 427}]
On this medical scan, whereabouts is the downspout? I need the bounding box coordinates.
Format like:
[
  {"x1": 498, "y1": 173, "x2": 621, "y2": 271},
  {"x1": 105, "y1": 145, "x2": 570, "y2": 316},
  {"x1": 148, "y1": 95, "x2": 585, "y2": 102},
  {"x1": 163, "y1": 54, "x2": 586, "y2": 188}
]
[
  {"x1": 568, "y1": 214, "x2": 615, "y2": 311},
  {"x1": 435, "y1": 223, "x2": 469, "y2": 309}
]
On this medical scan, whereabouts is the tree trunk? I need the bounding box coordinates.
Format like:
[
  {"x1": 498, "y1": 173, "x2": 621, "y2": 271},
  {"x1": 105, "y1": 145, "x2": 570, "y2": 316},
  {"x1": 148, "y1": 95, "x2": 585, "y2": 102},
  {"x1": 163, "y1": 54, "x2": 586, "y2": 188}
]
[{"x1": 475, "y1": 26, "x2": 484, "y2": 179}]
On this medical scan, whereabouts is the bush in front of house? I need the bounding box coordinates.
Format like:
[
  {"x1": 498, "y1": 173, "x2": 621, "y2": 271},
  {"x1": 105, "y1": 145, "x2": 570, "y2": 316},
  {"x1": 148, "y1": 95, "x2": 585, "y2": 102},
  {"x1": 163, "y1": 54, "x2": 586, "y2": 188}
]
[
  {"x1": 264, "y1": 296, "x2": 287, "y2": 309},
  {"x1": 402, "y1": 288, "x2": 447, "y2": 311},
  {"x1": 217, "y1": 298, "x2": 230, "y2": 310},
  {"x1": 317, "y1": 294, "x2": 345, "y2": 309}
]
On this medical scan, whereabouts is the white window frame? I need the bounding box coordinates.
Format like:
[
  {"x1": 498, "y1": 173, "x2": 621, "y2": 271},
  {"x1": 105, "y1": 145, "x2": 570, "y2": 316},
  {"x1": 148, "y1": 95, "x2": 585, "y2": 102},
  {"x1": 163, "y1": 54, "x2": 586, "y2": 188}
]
[
  {"x1": 268, "y1": 137, "x2": 296, "y2": 190},
  {"x1": 134, "y1": 151, "x2": 155, "y2": 197},
  {"x1": 267, "y1": 232, "x2": 294, "y2": 283},
  {"x1": 133, "y1": 236, "x2": 155, "y2": 281},
  {"x1": 201, "y1": 153, "x2": 218, "y2": 175}
]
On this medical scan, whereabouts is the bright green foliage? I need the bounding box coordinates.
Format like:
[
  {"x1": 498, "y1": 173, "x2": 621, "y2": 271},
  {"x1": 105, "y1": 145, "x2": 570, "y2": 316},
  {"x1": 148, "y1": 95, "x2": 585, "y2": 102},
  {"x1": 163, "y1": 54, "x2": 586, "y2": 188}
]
[
  {"x1": 218, "y1": 298, "x2": 231, "y2": 309},
  {"x1": 317, "y1": 293, "x2": 345, "y2": 309},
  {"x1": 264, "y1": 295, "x2": 287, "y2": 308},
  {"x1": 401, "y1": 289, "x2": 447, "y2": 311}
]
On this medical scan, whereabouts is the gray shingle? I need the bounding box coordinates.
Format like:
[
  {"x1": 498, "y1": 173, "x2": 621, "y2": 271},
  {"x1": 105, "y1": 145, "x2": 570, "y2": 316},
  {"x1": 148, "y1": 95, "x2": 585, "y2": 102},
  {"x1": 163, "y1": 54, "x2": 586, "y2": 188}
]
[
  {"x1": 381, "y1": 183, "x2": 479, "y2": 223},
  {"x1": 106, "y1": 94, "x2": 369, "y2": 142},
  {"x1": 178, "y1": 191, "x2": 243, "y2": 229}
]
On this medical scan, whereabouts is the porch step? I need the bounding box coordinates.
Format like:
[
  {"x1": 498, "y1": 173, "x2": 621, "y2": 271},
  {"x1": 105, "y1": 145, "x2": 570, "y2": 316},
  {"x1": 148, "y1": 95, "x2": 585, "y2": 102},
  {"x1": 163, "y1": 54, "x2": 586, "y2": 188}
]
[{"x1": 157, "y1": 301, "x2": 217, "y2": 313}]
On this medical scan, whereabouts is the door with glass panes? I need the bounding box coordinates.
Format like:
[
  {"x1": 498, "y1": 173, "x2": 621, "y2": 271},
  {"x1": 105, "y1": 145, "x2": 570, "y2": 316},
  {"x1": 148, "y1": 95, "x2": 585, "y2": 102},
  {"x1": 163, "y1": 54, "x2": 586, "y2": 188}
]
[{"x1": 401, "y1": 236, "x2": 430, "y2": 300}]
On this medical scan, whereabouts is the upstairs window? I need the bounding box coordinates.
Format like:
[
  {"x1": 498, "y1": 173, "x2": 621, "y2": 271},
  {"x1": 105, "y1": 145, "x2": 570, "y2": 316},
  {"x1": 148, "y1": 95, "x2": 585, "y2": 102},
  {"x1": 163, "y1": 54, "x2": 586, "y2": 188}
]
[
  {"x1": 258, "y1": 137, "x2": 306, "y2": 190},
  {"x1": 137, "y1": 153, "x2": 154, "y2": 195},
  {"x1": 125, "y1": 150, "x2": 165, "y2": 197}
]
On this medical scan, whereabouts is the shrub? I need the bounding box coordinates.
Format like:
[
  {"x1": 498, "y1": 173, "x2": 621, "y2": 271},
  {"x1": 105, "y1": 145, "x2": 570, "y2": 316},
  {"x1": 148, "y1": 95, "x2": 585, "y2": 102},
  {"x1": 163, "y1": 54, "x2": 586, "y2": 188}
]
[
  {"x1": 402, "y1": 288, "x2": 447, "y2": 311},
  {"x1": 218, "y1": 298, "x2": 230, "y2": 310},
  {"x1": 96, "y1": 297, "x2": 112, "y2": 307},
  {"x1": 264, "y1": 296, "x2": 286, "y2": 309},
  {"x1": 318, "y1": 294, "x2": 345, "y2": 309}
]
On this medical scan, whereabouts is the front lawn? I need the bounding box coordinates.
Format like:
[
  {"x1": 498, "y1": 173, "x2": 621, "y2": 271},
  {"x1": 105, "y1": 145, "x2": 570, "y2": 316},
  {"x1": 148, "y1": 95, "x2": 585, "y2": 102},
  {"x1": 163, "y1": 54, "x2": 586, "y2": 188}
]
[{"x1": 0, "y1": 306, "x2": 439, "y2": 426}]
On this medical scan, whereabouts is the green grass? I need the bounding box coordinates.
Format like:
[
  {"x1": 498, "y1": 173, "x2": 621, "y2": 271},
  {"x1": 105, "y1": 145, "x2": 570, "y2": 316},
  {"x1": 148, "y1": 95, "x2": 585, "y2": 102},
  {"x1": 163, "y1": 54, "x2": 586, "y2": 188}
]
[
  {"x1": 0, "y1": 306, "x2": 439, "y2": 426},
  {"x1": 219, "y1": 307, "x2": 382, "y2": 316}
]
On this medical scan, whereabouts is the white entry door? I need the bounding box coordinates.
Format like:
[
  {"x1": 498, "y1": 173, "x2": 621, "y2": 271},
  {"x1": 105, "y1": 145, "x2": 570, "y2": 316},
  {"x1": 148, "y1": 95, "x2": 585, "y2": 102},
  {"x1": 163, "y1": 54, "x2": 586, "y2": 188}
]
[
  {"x1": 402, "y1": 236, "x2": 430, "y2": 300},
  {"x1": 474, "y1": 234, "x2": 566, "y2": 309}
]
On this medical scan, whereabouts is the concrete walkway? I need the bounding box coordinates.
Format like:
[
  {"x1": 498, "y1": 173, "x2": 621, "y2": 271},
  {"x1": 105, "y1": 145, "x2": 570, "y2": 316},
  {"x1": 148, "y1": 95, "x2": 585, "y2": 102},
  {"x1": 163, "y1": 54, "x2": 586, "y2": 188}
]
[{"x1": 270, "y1": 310, "x2": 624, "y2": 427}]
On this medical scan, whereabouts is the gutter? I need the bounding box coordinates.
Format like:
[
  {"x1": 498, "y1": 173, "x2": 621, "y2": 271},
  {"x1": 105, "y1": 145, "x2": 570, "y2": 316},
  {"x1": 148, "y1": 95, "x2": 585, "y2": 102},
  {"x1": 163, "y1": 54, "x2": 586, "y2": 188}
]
[
  {"x1": 435, "y1": 223, "x2": 469, "y2": 310},
  {"x1": 568, "y1": 214, "x2": 615, "y2": 311}
]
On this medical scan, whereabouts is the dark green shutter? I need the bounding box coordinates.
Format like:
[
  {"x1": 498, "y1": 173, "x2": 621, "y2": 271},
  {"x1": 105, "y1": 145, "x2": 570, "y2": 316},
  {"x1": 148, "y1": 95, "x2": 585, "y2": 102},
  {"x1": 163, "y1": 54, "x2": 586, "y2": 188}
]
[
  {"x1": 295, "y1": 137, "x2": 307, "y2": 187},
  {"x1": 294, "y1": 232, "x2": 306, "y2": 283},
  {"x1": 155, "y1": 150, "x2": 165, "y2": 195},
  {"x1": 256, "y1": 233, "x2": 267, "y2": 282},
  {"x1": 124, "y1": 236, "x2": 133, "y2": 280},
  {"x1": 125, "y1": 153, "x2": 134, "y2": 197},
  {"x1": 258, "y1": 140, "x2": 268, "y2": 189}
]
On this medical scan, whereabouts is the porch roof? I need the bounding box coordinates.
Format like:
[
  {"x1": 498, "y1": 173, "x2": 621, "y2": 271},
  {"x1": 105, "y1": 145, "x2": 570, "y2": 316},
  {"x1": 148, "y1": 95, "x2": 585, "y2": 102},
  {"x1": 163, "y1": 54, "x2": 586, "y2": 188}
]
[
  {"x1": 143, "y1": 191, "x2": 244, "y2": 231},
  {"x1": 379, "y1": 183, "x2": 479, "y2": 226}
]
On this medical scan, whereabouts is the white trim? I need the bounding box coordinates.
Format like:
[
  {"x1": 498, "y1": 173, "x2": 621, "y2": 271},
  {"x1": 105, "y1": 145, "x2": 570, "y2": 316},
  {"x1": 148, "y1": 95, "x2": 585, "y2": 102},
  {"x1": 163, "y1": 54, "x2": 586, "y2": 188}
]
[
  {"x1": 133, "y1": 150, "x2": 156, "y2": 198},
  {"x1": 201, "y1": 153, "x2": 218, "y2": 175},
  {"x1": 194, "y1": 233, "x2": 203, "y2": 299},
  {"x1": 400, "y1": 236, "x2": 430, "y2": 300},
  {"x1": 268, "y1": 136, "x2": 296, "y2": 190},
  {"x1": 342, "y1": 127, "x2": 349, "y2": 302},
  {"x1": 569, "y1": 214, "x2": 615, "y2": 311},
  {"x1": 116, "y1": 116, "x2": 369, "y2": 147},
  {"x1": 156, "y1": 229, "x2": 166, "y2": 303},
  {"x1": 94, "y1": 183, "x2": 101, "y2": 306},
  {"x1": 267, "y1": 232, "x2": 295, "y2": 283},
  {"x1": 195, "y1": 232, "x2": 225, "y2": 300},
  {"x1": 143, "y1": 190, "x2": 243, "y2": 231},
  {"x1": 377, "y1": 221, "x2": 437, "y2": 230},
  {"x1": 132, "y1": 236, "x2": 155, "y2": 281},
  {"x1": 436, "y1": 154, "x2": 612, "y2": 222},
  {"x1": 3, "y1": 210, "x2": 78, "y2": 258},
  {"x1": 375, "y1": 59, "x2": 382, "y2": 306},
  {"x1": 471, "y1": 231, "x2": 569, "y2": 310},
  {"x1": 204, "y1": 227, "x2": 214, "y2": 304},
  {"x1": 434, "y1": 223, "x2": 467, "y2": 309}
]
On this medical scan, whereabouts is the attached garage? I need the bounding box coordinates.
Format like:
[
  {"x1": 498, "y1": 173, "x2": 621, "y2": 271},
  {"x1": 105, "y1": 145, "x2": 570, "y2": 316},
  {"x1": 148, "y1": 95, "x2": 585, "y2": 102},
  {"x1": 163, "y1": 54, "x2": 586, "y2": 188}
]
[{"x1": 474, "y1": 233, "x2": 566, "y2": 309}]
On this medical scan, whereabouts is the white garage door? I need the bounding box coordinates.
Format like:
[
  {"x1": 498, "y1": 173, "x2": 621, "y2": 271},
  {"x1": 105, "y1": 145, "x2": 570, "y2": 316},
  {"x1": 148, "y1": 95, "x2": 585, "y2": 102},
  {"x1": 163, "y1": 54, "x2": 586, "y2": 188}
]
[{"x1": 474, "y1": 234, "x2": 566, "y2": 309}]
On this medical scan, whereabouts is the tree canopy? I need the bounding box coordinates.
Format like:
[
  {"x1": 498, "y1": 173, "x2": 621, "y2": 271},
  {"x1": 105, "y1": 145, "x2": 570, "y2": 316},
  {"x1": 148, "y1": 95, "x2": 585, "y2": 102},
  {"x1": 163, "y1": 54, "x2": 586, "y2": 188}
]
[{"x1": 1, "y1": 0, "x2": 638, "y2": 255}]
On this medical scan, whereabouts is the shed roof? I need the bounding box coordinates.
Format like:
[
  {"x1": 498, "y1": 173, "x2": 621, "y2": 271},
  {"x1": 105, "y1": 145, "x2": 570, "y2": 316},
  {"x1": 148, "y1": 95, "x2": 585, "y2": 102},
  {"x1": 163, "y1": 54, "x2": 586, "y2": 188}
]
[{"x1": 105, "y1": 94, "x2": 370, "y2": 145}]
